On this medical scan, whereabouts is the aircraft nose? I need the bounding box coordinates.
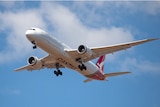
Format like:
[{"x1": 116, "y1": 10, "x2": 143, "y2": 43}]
[
  {"x1": 25, "y1": 30, "x2": 30, "y2": 37},
  {"x1": 25, "y1": 28, "x2": 36, "y2": 39}
]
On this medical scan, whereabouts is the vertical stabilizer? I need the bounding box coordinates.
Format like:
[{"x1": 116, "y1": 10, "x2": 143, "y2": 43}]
[{"x1": 96, "y1": 55, "x2": 105, "y2": 73}]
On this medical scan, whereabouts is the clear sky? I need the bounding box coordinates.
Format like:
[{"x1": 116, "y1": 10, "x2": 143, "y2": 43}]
[{"x1": 0, "y1": 1, "x2": 160, "y2": 107}]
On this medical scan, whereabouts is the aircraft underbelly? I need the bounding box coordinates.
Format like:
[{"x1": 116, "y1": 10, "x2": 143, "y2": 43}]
[
  {"x1": 35, "y1": 34, "x2": 98, "y2": 76},
  {"x1": 36, "y1": 37, "x2": 62, "y2": 55},
  {"x1": 56, "y1": 55, "x2": 98, "y2": 76}
]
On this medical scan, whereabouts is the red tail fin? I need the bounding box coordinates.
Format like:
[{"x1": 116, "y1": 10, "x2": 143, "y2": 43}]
[{"x1": 96, "y1": 55, "x2": 105, "y2": 73}]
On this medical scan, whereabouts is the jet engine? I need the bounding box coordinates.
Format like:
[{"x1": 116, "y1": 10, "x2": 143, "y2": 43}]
[
  {"x1": 28, "y1": 56, "x2": 43, "y2": 69},
  {"x1": 77, "y1": 45, "x2": 93, "y2": 57}
]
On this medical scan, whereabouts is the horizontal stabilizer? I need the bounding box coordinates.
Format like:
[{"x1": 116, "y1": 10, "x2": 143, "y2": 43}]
[
  {"x1": 84, "y1": 78, "x2": 93, "y2": 83},
  {"x1": 84, "y1": 72, "x2": 130, "y2": 83},
  {"x1": 104, "y1": 72, "x2": 131, "y2": 77}
]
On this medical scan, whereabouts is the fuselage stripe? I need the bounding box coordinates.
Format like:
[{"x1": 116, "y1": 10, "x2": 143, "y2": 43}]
[{"x1": 85, "y1": 70, "x2": 105, "y2": 80}]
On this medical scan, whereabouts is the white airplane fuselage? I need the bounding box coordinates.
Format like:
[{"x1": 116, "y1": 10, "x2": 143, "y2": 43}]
[{"x1": 26, "y1": 28, "x2": 105, "y2": 80}]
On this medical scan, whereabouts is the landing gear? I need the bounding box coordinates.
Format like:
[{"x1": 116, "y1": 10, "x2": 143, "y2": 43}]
[
  {"x1": 54, "y1": 70, "x2": 62, "y2": 76},
  {"x1": 76, "y1": 58, "x2": 87, "y2": 71},
  {"x1": 33, "y1": 45, "x2": 37, "y2": 49},
  {"x1": 31, "y1": 41, "x2": 37, "y2": 49},
  {"x1": 54, "y1": 63, "x2": 63, "y2": 76},
  {"x1": 78, "y1": 64, "x2": 87, "y2": 71}
]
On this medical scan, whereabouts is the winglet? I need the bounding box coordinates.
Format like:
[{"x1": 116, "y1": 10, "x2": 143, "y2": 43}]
[
  {"x1": 146, "y1": 38, "x2": 159, "y2": 42},
  {"x1": 14, "y1": 65, "x2": 29, "y2": 72}
]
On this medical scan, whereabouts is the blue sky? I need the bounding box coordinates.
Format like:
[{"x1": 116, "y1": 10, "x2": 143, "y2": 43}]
[{"x1": 0, "y1": 1, "x2": 160, "y2": 107}]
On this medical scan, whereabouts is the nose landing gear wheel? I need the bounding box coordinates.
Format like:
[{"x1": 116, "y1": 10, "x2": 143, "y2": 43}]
[
  {"x1": 33, "y1": 45, "x2": 37, "y2": 49},
  {"x1": 31, "y1": 41, "x2": 37, "y2": 49}
]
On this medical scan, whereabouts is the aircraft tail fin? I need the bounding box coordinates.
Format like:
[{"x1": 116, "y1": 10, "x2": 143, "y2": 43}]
[
  {"x1": 96, "y1": 55, "x2": 105, "y2": 73},
  {"x1": 84, "y1": 56, "x2": 131, "y2": 83}
]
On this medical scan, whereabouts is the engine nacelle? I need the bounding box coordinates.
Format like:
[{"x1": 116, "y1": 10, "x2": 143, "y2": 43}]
[
  {"x1": 28, "y1": 56, "x2": 43, "y2": 69},
  {"x1": 77, "y1": 45, "x2": 93, "y2": 57}
]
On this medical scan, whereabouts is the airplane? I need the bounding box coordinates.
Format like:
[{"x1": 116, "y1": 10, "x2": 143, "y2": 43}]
[{"x1": 14, "y1": 27, "x2": 158, "y2": 82}]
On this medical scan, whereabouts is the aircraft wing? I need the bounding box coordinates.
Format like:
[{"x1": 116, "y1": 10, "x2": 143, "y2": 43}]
[
  {"x1": 14, "y1": 55, "x2": 64, "y2": 72},
  {"x1": 66, "y1": 38, "x2": 158, "y2": 62}
]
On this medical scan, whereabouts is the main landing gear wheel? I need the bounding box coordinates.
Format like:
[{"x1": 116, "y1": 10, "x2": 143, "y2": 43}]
[
  {"x1": 78, "y1": 64, "x2": 87, "y2": 71},
  {"x1": 76, "y1": 58, "x2": 87, "y2": 71},
  {"x1": 54, "y1": 70, "x2": 62, "y2": 76},
  {"x1": 54, "y1": 63, "x2": 63, "y2": 76}
]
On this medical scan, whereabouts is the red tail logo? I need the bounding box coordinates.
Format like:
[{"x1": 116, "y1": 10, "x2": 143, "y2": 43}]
[{"x1": 96, "y1": 55, "x2": 105, "y2": 73}]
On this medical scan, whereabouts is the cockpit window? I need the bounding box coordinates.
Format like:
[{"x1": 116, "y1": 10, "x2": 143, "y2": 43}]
[{"x1": 29, "y1": 28, "x2": 36, "y2": 30}]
